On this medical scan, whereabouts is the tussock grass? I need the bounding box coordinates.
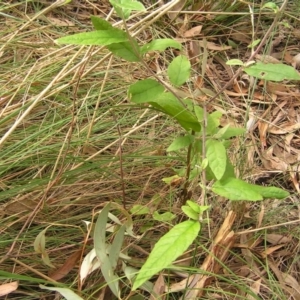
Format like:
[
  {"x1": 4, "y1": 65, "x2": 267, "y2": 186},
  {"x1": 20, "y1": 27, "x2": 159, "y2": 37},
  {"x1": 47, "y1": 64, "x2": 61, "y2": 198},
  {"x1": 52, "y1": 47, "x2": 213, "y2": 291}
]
[{"x1": 1, "y1": 1, "x2": 300, "y2": 299}]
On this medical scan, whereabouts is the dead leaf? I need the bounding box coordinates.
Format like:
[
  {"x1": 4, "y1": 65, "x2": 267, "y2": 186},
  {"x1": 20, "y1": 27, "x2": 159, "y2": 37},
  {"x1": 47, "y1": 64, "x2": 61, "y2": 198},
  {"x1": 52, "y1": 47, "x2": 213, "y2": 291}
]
[
  {"x1": 246, "y1": 279, "x2": 261, "y2": 300},
  {"x1": 183, "y1": 25, "x2": 203, "y2": 38},
  {"x1": 49, "y1": 249, "x2": 83, "y2": 281},
  {"x1": 0, "y1": 281, "x2": 18, "y2": 297},
  {"x1": 268, "y1": 122, "x2": 300, "y2": 134},
  {"x1": 292, "y1": 28, "x2": 300, "y2": 39},
  {"x1": 198, "y1": 40, "x2": 231, "y2": 51},
  {"x1": 230, "y1": 32, "x2": 251, "y2": 44},
  {"x1": 272, "y1": 144, "x2": 297, "y2": 164},
  {"x1": 284, "y1": 51, "x2": 294, "y2": 64},
  {"x1": 258, "y1": 121, "x2": 269, "y2": 148},
  {"x1": 188, "y1": 41, "x2": 201, "y2": 65},
  {"x1": 268, "y1": 259, "x2": 300, "y2": 300},
  {"x1": 260, "y1": 244, "x2": 285, "y2": 258},
  {"x1": 150, "y1": 273, "x2": 166, "y2": 300},
  {"x1": 256, "y1": 54, "x2": 281, "y2": 64},
  {"x1": 167, "y1": 0, "x2": 186, "y2": 21},
  {"x1": 233, "y1": 80, "x2": 248, "y2": 94},
  {"x1": 282, "y1": 273, "x2": 300, "y2": 293},
  {"x1": 292, "y1": 53, "x2": 300, "y2": 68},
  {"x1": 261, "y1": 146, "x2": 288, "y2": 171},
  {"x1": 290, "y1": 165, "x2": 300, "y2": 192},
  {"x1": 266, "y1": 82, "x2": 289, "y2": 94},
  {"x1": 256, "y1": 204, "x2": 264, "y2": 228},
  {"x1": 3, "y1": 197, "x2": 39, "y2": 215},
  {"x1": 47, "y1": 17, "x2": 75, "y2": 27},
  {"x1": 265, "y1": 234, "x2": 292, "y2": 245}
]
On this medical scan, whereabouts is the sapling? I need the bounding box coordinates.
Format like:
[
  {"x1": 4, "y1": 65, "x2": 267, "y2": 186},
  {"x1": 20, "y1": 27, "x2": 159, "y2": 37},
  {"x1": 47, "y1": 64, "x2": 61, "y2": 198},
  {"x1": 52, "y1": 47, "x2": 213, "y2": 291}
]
[{"x1": 55, "y1": 0, "x2": 294, "y2": 293}]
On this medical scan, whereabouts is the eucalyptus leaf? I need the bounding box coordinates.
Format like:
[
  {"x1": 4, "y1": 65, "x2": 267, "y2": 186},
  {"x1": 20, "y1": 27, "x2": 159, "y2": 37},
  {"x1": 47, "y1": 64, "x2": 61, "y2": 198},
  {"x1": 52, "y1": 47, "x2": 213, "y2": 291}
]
[
  {"x1": 109, "y1": 225, "x2": 126, "y2": 269},
  {"x1": 39, "y1": 285, "x2": 84, "y2": 300},
  {"x1": 94, "y1": 203, "x2": 120, "y2": 297},
  {"x1": 34, "y1": 227, "x2": 55, "y2": 268}
]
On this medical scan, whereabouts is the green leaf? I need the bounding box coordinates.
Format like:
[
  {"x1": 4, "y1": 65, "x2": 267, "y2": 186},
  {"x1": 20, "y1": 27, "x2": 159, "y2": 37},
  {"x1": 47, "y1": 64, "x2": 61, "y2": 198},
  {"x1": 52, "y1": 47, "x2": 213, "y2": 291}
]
[
  {"x1": 153, "y1": 211, "x2": 176, "y2": 222},
  {"x1": 55, "y1": 30, "x2": 128, "y2": 46},
  {"x1": 167, "y1": 135, "x2": 193, "y2": 152},
  {"x1": 215, "y1": 126, "x2": 246, "y2": 139},
  {"x1": 130, "y1": 205, "x2": 150, "y2": 215},
  {"x1": 212, "y1": 178, "x2": 289, "y2": 200},
  {"x1": 250, "y1": 185, "x2": 289, "y2": 199},
  {"x1": 194, "y1": 106, "x2": 222, "y2": 135},
  {"x1": 186, "y1": 200, "x2": 201, "y2": 213},
  {"x1": 39, "y1": 285, "x2": 84, "y2": 300},
  {"x1": 244, "y1": 62, "x2": 300, "y2": 81},
  {"x1": 94, "y1": 203, "x2": 120, "y2": 297},
  {"x1": 110, "y1": 0, "x2": 145, "y2": 11},
  {"x1": 262, "y1": 2, "x2": 279, "y2": 13},
  {"x1": 222, "y1": 157, "x2": 236, "y2": 179},
  {"x1": 162, "y1": 175, "x2": 182, "y2": 185},
  {"x1": 91, "y1": 16, "x2": 113, "y2": 30},
  {"x1": 141, "y1": 39, "x2": 182, "y2": 54},
  {"x1": 206, "y1": 140, "x2": 227, "y2": 180},
  {"x1": 201, "y1": 157, "x2": 209, "y2": 170},
  {"x1": 182, "y1": 206, "x2": 199, "y2": 220},
  {"x1": 226, "y1": 59, "x2": 244, "y2": 66},
  {"x1": 167, "y1": 55, "x2": 191, "y2": 87},
  {"x1": 214, "y1": 124, "x2": 230, "y2": 139},
  {"x1": 110, "y1": 0, "x2": 145, "y2": 19},
  {"x1": 212, "y1": 178, "x2": 263, "y2": 201},
  {"x1": 132, "y1": 220, "x2": 200, "y2": 290},
  {"x1": 206, "y1": 111, "x2": 222, "y2": 135},
  {"x1": 150, "y1": 93, "x2": 200, "y2": 131},
  {"x1": 195, "y1": 107, "x2": 222, "y2": 134},
  {"x1": 194, "y1": 106, "x2": 204, "y2": 122},
  {"x1": 248, "y1": 39, "x2": 261, "y2": 49},
  {"x1": 0, "y1": 271, "x2": 47, "y2": 284},
  {"x1": 128, "y1": 79, "x2": 164, "y2": 103},
  {"x1": 107, "y1": 41, "x2": 141, "y2": 62},
  {"x1": 184, "y1": 202, "x2": 210, "y2": 217}
]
